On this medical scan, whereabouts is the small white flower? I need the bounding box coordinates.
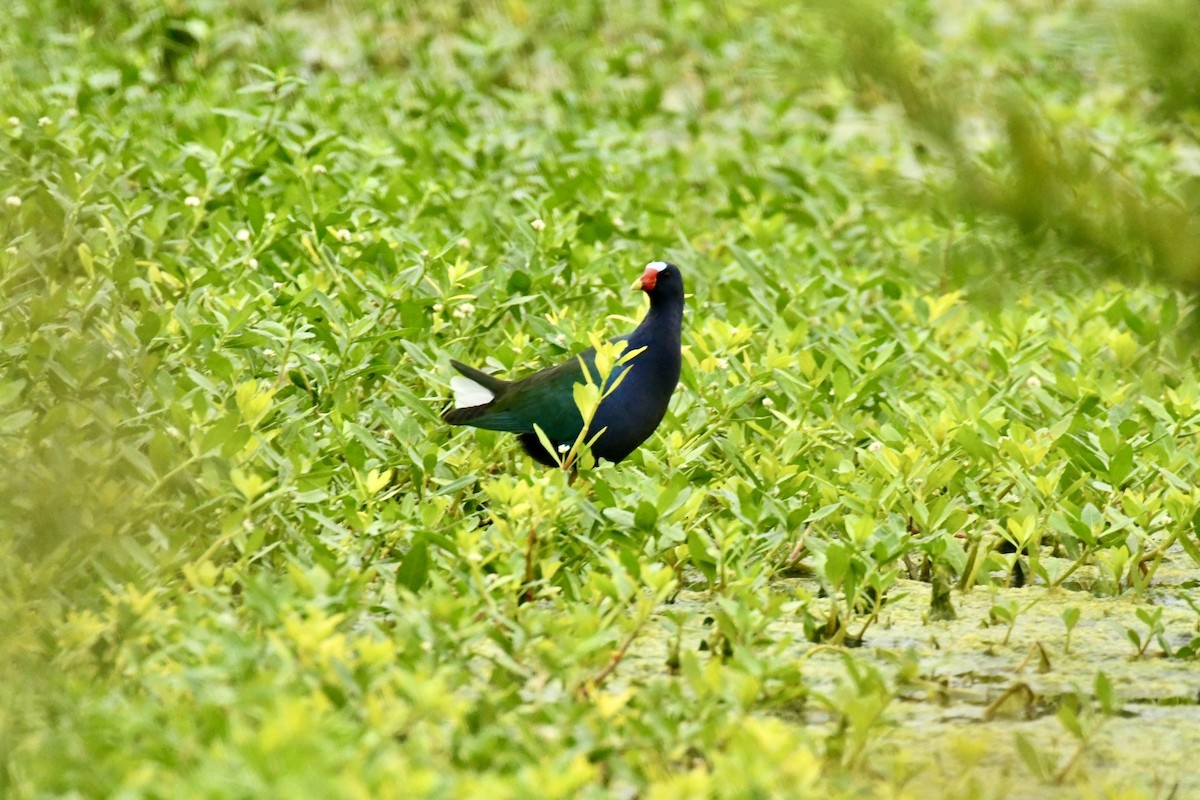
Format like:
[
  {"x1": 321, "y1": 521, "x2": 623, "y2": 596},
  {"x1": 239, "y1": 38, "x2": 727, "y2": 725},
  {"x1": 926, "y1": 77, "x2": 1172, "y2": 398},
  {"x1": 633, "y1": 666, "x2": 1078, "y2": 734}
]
[
  {"x1": 236, "y1": 229, "x2": 251, "y2": 242},
  {"x1": 336, "y1": 228, "x2": 352, "y2": 242},
  {"x1": 452, "y1": 302, "x2": 476, "y2": 319},
  {"x1": 457, "y1": 237, "x2": 470, "y2": 249},
  {"x1": 531, "y1": 218, "x2": 546, "y2": 231},
  {"x1": 66, "y1": 108, "x2": 78, "y2": 118},
  {"x1": 310, "y1": 353, "x2": 322, "y2": 363},
  {"x1": 419, "y1": 249, "x2": 429, "y2": 258},
  {"x1": 4, "y1": 246, "x2": 17, "y2": 255},
  {"x1": 762, "y1": 397, "x2": 774, "y2": 407},
  {"x1": 432, "y1": 303, "x2": 444, "y2": 313},
  {"x1": 715, "y1": 358, "x2": 729, "y2": 369},
  {"x1": 5, "y1": 196, "x2": 20, "y2": 208},
  {"x1": 868, "y1": 441, "x2": 884, "y2": 453},
  {"x1": 6, "y1": 116, "x2": 19, "y2": 126},
  {"x1": 272, "y1": 281, "x2": 283, "y2": 290},
  {"x1": 38, "y1": 116, "x2": 51, "y2": 127},
  {"x1": 311, "y1": 164, "x2": 327, "y2": 175},
  {"x1": 557, "y1": 444, "x2": 570, "y2": 454},
  {"x1": 265, "y1": 212, "x2": 276, "y2": 222},
  {"x1": 248, "y1": 258, "x2": 259, "y2": 269},
  {"x1": 1025, "y1": 375, "x2": 1042, "y2": 390},
  {"x1": 263, "y1": 348, "x2": 276, "y2": 358},
  {"x1": 185, "y1": 196, "x2": 201, "y2": 208}
]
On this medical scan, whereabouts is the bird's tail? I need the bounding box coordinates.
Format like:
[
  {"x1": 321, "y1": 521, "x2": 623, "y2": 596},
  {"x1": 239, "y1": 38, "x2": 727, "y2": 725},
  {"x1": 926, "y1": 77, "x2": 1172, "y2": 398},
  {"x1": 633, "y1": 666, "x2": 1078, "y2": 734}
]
[{"x1": 443, "y1": 360, "x2": 508, "y2": 423}]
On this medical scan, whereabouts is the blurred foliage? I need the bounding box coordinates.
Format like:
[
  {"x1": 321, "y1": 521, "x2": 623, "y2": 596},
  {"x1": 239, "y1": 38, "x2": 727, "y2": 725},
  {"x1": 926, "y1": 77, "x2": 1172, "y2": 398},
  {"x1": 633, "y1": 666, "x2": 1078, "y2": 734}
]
[
  {"x1": 817, "y1": 0, "x2": 1200, "y2": 292},
  {"x1": 3, "y1": 0, "x2": 1200, "y2": 797}
]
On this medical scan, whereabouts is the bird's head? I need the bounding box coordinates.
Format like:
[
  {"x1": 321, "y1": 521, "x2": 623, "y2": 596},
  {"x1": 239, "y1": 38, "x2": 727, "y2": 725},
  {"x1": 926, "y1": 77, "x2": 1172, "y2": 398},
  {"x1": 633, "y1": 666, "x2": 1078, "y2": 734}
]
[{"x1": 634, "y1": 261, "x2": 684, "y2": 306}]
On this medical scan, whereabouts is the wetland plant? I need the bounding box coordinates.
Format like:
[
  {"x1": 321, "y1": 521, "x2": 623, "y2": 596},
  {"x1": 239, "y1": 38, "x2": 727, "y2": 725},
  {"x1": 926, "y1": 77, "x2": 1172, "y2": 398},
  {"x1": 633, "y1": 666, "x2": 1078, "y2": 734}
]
[
  {"x1": 1061, "y1": 607, "x2": 1081, "y2": 654},
  {"x1": 1125, "y1": 606, "x2": 1169, "y2": 658},
  {"x1": 1016, "y1": 673, "x2": 1119, "y2": 785}
]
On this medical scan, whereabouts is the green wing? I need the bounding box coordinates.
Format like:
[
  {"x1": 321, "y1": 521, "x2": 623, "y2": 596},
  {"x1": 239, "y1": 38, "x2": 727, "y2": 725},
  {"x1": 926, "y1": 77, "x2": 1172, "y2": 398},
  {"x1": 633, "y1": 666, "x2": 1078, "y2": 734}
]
[{"x1": 446, "y1": 351, "x2": 595, "y2": 442}]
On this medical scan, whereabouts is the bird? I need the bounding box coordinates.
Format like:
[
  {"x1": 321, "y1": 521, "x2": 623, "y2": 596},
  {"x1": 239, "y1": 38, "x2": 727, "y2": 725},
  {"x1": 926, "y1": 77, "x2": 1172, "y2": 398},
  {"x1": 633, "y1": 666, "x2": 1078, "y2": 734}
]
[{"x1": 443, "y1": 261, "x2": 685, "y2": 466}]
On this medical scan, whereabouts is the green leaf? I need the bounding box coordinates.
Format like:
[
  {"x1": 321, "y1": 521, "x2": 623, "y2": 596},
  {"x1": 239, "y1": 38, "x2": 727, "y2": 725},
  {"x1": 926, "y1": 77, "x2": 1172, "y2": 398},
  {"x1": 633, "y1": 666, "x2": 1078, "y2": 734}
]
[
  {"x1": 77, "y1": 242, "x2": 94, "y2": 278},
  {"x1": 1094, "y1": 671, "x2": 1116, "y2": 714},
  {"x1": 634, "y1": 500, "x2": 658, "y2": 531},
  {"x1": 572, "y1": 380, "x2": 601, "y2": 418},
  {"x1": 397, "y1": 538, "x2": 430, "y2": 592},
  {"x1": 1056, "y1": 703, "x2": 1083, "y2": 740},
  {"x1": 823, "y1": 542, "x2": 851, "y2": 588},
  {"x1": 230, "y1": 468, "x2": 268, "y2": 501},
  {"x1": 1014, "y1": 734, "x2": 1048, "y2": 781},
  {"x1": 532, "y1": 424, "x2": 562, "y2": 468},
  {"x1": 1061, "y1": 607, "x2": 1080, "y2": 631},
  {"x1": 687, "y1": 529, "x2": 717, "y2": 583},
  {"x1": 505, "y1": 270, "x2": 531, "y2": 293},
  {"x1": 1108, "y1": 443, "x2": 1135, "y2": 486}
]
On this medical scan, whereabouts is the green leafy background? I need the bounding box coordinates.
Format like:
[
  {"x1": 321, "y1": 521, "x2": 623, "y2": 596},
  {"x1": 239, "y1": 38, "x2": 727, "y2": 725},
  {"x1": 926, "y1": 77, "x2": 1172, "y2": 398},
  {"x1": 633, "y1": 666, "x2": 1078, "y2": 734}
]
[{"x1": 3, "y1": 0, "x2": 1200, "y2": 797}]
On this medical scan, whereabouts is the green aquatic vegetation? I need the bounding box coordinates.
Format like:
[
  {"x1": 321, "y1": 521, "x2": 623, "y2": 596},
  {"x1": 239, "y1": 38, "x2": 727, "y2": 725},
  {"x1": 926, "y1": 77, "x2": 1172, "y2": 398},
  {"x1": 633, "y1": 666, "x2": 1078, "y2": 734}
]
[
  {"x1": 1126, "y1": 606, "x2": 1170, "y2": 659},
  {"x1": 1015, "y1": 672, "x2": 1120, "y2": 785},
  {"x1": 1061, "y1": 606, "x2": 1081, "y2": 654},
  {"x1": 4, "y1": 0, "x2": 1200, "y2": 797}
]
